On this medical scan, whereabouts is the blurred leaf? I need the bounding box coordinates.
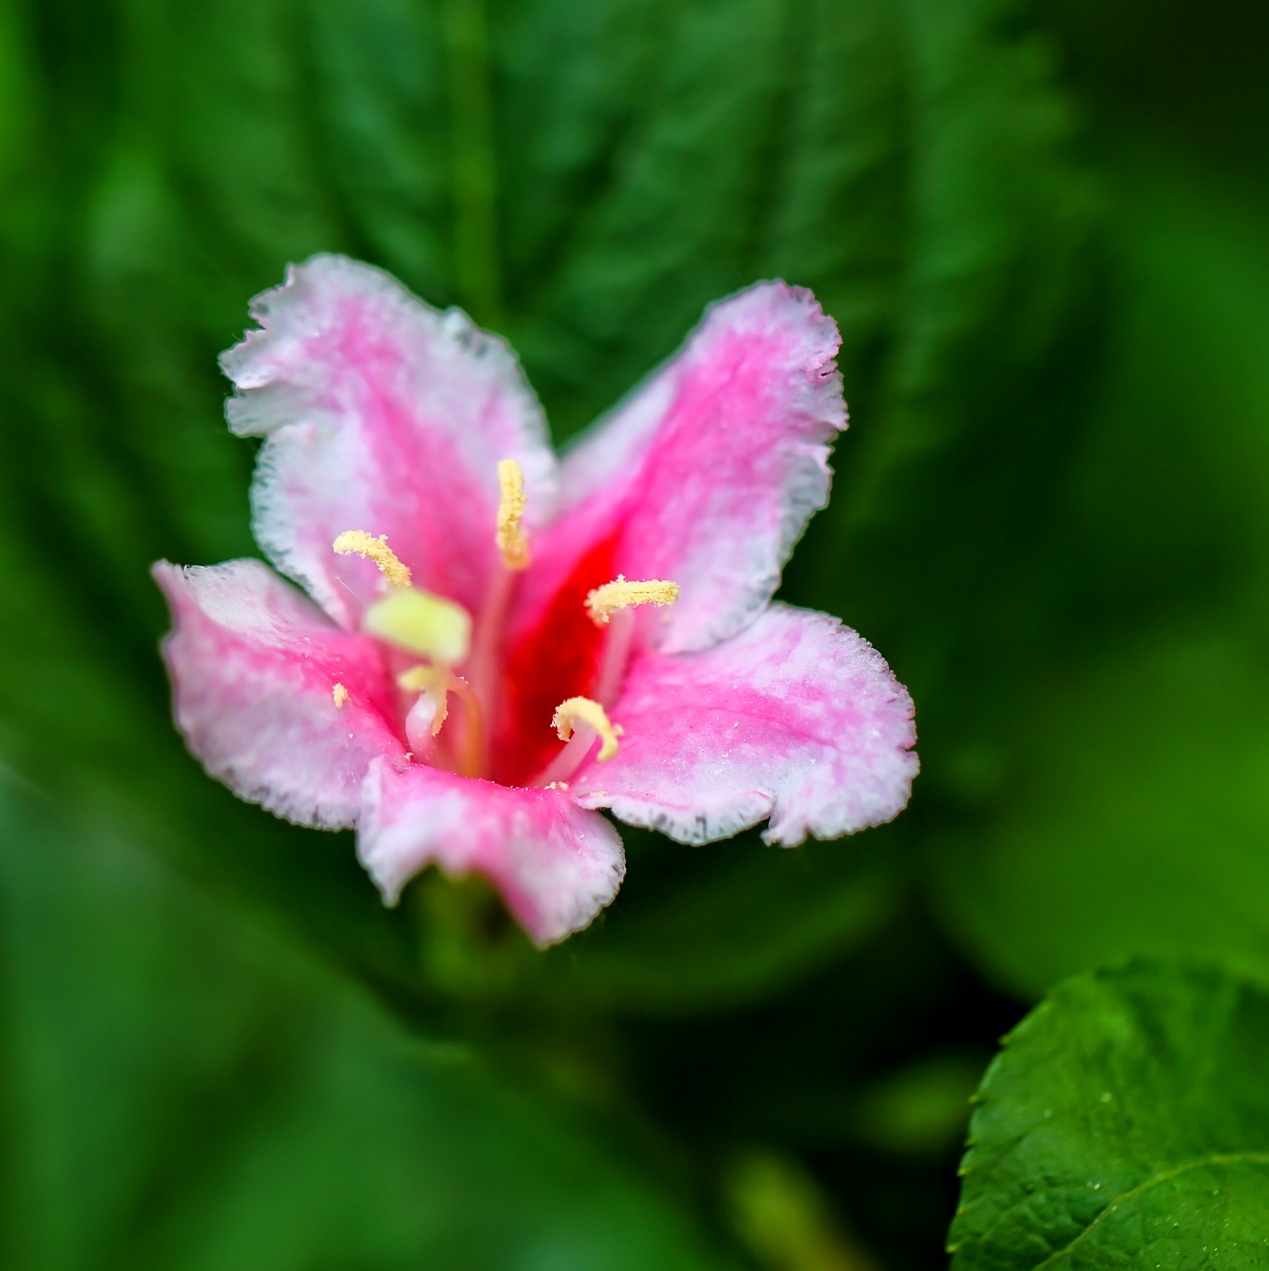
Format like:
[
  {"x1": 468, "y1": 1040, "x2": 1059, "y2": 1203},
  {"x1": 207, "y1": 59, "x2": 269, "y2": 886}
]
[
  {"x1": 950, "y1": 961, "x2": 1269, "y2": 1269},
  {"x1": 0, "y1": 774, "x2": 740, "y2": 1271},
  {"x1": 543, "y1": 828, "x2": 902, "y2": 1016},
  {"x1": 1060, "y1": 146, "x2": 1269, "y2": 628},
  {"x1": 930, "y1": 151, "x2": 1269, "y2": 999},
  {"x1": 852, "y1": 1054, "x2": 980, "y2": 1159},
  {"x1": 933, "y1": 628, "x2": 1269, "y2": 998},
  {"x1": 724, "y1": 1150, "x2": 878, "y2": 1271},
  {"x1": 792, "y1": 0, "x2": 1095, "y2": 687}
]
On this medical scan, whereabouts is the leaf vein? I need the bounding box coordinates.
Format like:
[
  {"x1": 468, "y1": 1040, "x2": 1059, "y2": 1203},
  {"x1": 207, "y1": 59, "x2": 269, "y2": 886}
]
[{"x1": 1031, "y1": 1151, "x2": 1269, "y2": 1269}]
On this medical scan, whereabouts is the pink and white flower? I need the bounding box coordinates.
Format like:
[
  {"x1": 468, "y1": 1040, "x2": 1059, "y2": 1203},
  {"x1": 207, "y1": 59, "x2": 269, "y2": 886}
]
[{"x1": 154, "y1": 255, "x2": 917, "y2": 945}]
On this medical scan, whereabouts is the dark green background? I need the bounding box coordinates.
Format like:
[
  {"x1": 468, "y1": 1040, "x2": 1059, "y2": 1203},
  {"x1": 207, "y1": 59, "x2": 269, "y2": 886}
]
[{"x1": 2, "y1": 0, "x2": 1267, "y2": 1266}]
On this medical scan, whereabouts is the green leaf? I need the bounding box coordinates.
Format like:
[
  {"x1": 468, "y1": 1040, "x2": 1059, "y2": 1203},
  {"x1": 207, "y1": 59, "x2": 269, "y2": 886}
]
[
  {"x1": 0, "y1": 774, "x2": 740, "y2": 1271},
  {"x1": 950, "y1": 962, "x2": 1269, "y2": 1269},
  {"x1": 929, "y1": 151, "x2": 1269, "y2": 999}
]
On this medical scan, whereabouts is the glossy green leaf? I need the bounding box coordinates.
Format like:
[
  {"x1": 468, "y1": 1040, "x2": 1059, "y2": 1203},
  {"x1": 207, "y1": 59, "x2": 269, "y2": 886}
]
[{"x1": 950, "y1": 962, "x2": 1269, "y2": 1269}]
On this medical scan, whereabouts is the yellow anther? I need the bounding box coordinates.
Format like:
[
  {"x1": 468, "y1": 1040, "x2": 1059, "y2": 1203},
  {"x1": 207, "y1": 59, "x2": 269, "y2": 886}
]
[
  {"x1": 363, "y1": 588, "x2": 472, "y2": 664},
  {"x1": 585, "y1": 575, "x2": 681, "y2": 626},
  {"x1": 332, "y1": 530, "x2": 412, "y2": 589},
  {"x1": 495, "y1": 458, "x2": 531, "y2": 570},
  {"x1": 552, "y1": 696, "x2": 623, "y2": 762},
  {"x1": 332, "y1": 682, "x2": 349, "y2": 709},
  {"x1": 398, "y1": 665, "x2": 449, "y2": 737}
]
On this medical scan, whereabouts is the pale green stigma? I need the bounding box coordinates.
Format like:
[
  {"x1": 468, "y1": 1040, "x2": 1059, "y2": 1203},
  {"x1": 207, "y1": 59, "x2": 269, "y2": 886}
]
[{"x1": 363, "y1": 588, "x2": 472, "y2": 665}]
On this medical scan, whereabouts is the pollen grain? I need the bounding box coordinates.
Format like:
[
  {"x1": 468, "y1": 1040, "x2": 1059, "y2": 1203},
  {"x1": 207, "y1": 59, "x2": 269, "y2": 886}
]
[
  {"x1": 552, "y1": 696, "x2": 623, "y2": 762},
  {"x1": 495, "y1": 458, "x2": 531, "y2": 570},
  {"x1": 332, "y1": 530, "x2": 412, "y2": 589},
  {"x1": 586, "y1": 575, "x2": 680, "y2": 626},
  {"x1": 332, "y1": 682, "x2": 349, "y2": 709}
]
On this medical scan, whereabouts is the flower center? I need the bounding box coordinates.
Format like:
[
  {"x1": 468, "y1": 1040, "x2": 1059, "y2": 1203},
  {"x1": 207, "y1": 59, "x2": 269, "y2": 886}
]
[{"x1": 332, "y1": 459, "x2": 679, "y2": 785}]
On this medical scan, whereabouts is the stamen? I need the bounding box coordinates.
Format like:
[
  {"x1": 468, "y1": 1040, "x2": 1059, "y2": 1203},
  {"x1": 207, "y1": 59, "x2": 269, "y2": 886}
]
[
  {"x1": 332, "y1": 682, "x2": 349, "y2": 709},
  {"x1": 586, "y1": 575, "x2": 680, "y2": 626},
  {"x1": 495, "y1": 458, "x2": 531, "y2": 570},
  {"x1": 398, "y1": 665, "x2": 484, "y2": 775},
  {"x1": 591, "y1": 608, "x2": 635, "y2": 708},
  {"x1": 363, "y1": 588, "x2": 472, "y2": 664},
  {"x1": 447, "y1": 675, "x2": 485, "y2": 778},
  {"x1": 405, "y1": 694, "x2": 446, "y2": 751},
  {"x1": 332, "y1": 530, "x2": 412, "y2": 589},
  {"x1": 398, "y1": 666, "x2": 450, "y2": 737},
  {"x1": 552, "y1": 696, "x2": 623, "y2": 762}
]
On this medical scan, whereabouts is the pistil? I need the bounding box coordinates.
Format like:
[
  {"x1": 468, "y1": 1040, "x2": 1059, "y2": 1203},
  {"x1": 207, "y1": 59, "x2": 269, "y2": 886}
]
[{"x1": 363, "y1": 587, "x2": 472, "y2": 664}]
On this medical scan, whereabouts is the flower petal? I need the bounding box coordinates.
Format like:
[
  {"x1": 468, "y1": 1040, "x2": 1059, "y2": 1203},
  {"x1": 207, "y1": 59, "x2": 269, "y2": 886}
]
[
  {"x1": 570, "y1": 604, "x2": 917, "y2": 846},
  {"x1": 358, "y1": 759, "x2": 625, "y2": 945},
  {"x1": 221, "y1": 254, "x2": 556, "y2": 626},
  {"x1": 529, "y1": 282, "x2": 845, "y2": 654},
  {"x1": 153, "y1": 559, "x2": 406, "y2": 829}
]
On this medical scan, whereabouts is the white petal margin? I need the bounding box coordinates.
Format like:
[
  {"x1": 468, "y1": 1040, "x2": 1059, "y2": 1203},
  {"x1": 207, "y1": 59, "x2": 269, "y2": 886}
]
[
  {"x1": 220, "y1": 254, "x2": 557, "y2": 626},
  {"x1": 570, "y1": 603, "x2": 918, "y2": 845},
  {"x1": 358, "y1": 759, "x2": 626, "y2": 946},
  {"x1": 530, "y1": 281, "x2": 844, "y2": 654},
  {"x1": 153, "y1": 559, "x2": 408, "y2": 829}
]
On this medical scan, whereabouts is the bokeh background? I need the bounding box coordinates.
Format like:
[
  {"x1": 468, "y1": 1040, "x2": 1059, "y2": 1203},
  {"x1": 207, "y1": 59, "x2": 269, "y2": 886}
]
[{"x1": 2, "y1": 0, "x2": 1268, "y2": 1266}]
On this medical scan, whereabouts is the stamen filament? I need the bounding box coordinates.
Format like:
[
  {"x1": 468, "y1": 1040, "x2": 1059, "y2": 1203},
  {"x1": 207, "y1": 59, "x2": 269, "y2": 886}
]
[
  {"x1": 495, "y1": 458, "x2": 531, "y2": 570},
  {"x1": 464, "y1": 565, "x2": 515, "y2": 778},
  {"x1": 332, "y1": 530, "x2": 412, "y2": 589},
  {"x1": 536, "y1": 729, "x2": 598, "y2": 789},
  {"x1": 398, "y1": 665, "x2": 485, "y2": 778},
  {"x1": 397, "y1": 665, "x2": 451, "y2": 737},
  {"x1": 449, "y1": 675, "x2": 485, "y2": 779},
  {"x1": 586, "y1": 575, "x2": 680, "y2": 625},
  {"x1": 591, "y1": 608, "x2": 636, "y2": 708}
]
